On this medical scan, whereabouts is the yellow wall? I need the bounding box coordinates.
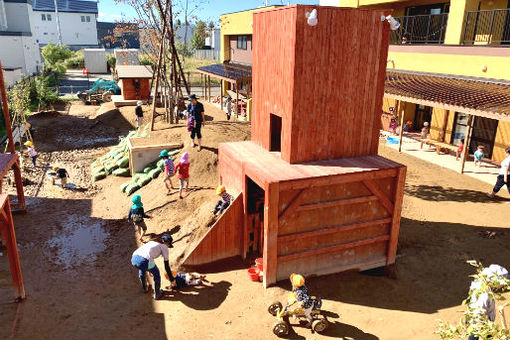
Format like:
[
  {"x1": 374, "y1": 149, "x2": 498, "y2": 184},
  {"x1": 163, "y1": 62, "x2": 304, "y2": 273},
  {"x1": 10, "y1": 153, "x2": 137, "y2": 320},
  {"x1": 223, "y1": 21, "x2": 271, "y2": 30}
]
[
  {"x1": 445, "y1": 110, "x2": 456, "y2": 144},
  {"x1": 430, "y1": 108, "x2": 447, "y2": 140},
  {"x1": 444, "y1": 0, "x2": 480, "y2": 44},
  {"x1": 387, "y1": 51, "x2": 510, "y2": 80},
  {"x1": 493, "y1": 121, "x2": 510, "y2": 162}
]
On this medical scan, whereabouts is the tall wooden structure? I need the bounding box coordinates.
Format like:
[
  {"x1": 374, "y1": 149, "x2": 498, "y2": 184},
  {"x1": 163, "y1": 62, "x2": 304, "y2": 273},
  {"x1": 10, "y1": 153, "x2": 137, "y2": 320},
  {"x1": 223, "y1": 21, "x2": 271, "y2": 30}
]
[{"x1": 183, "y1": 6, "x2": 406, "y2": 287}]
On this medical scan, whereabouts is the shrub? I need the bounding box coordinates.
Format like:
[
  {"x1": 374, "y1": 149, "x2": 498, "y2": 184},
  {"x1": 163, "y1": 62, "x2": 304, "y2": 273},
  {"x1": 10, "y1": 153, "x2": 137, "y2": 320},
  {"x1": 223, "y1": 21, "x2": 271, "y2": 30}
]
[
  {"x1": 139, "y1": 54, "x2": 155, "y2": 67},
  {"x1": 65, "y1": 50, "x2": 85, "y2": 69}
]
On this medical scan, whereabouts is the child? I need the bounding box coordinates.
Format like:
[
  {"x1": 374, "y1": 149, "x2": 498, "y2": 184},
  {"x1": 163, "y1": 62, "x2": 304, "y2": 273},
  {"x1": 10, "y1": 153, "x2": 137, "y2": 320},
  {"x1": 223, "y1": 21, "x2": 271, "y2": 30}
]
[
  {"x1": 164, "y1": 270, "x2": 207, "y2": 290},
  {"x1": 419, "y1": 122, "x2": 430, "y2": 149},
  {"x1": 474, "y1": 145, "x2": 485, "y2": 167},
  {"x1": 456, "y1": 138, "x2": 465, "y2": 161},
  {"x1": 226, "y1": 97, "x2": 232, "y2": 120},
  {"x1": 389, "y1": 118, "x2": 398, "y2": 135},
  {"x1": 174, "y1": 152, "x2": 190, "y2": 199},
  {"x1": 24, "y1": 141, "x2": 37, "y2": 168},
  {"x1": 135, "y1": 101, "x2": 144, "y2": 128},
  {"x1": 213, "y1": 185, "x2": 233, "y2": 216},
  {"x1": 128, "y1": 194, "x2": 150, "y2": 242},
  {"x1": 160, "y1": 150, "x2": 175, "y2": 194},
  {"x1": 53, "y1": 166, "x2": 69, "y2": 189},
  {"x1": 290, "y1": 273, "x2": 314, "y2": 327}
]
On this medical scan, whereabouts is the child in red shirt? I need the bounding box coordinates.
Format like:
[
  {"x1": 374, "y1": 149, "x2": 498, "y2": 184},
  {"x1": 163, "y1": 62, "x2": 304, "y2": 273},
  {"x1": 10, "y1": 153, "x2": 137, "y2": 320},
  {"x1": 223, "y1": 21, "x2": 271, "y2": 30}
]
[{"x1": 174, "y1": 152, "x2": 190, "y2": 199}]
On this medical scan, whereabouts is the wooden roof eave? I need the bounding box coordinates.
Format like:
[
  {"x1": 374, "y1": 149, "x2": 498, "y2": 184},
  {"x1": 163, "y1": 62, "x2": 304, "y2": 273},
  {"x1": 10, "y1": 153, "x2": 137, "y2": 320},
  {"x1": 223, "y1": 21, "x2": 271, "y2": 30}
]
[
  {"x1": 384, "y1": 92, "x2": 510, "y2": 122},
  {"x1": 196, "y1": 69, "x2": 252, "y2": 84}
]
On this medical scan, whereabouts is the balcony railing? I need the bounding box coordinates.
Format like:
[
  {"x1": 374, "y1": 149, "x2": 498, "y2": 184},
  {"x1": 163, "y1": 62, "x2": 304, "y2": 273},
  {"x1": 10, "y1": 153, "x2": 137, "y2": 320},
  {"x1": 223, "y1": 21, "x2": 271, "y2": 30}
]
[
  {"x1": 390, "y1": 13, "x2": 449, "y2": 44},
  {"x1": 463, "y1": 9, "x2": 510, "y2": 45}
]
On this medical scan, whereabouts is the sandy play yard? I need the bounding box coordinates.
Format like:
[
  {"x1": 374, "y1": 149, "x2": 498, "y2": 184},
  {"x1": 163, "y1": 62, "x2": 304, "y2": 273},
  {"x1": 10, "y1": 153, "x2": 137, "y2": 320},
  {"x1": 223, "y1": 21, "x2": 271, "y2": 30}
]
[{"x1": 0, "y1": 101, "x2": 509, "y2": 340}]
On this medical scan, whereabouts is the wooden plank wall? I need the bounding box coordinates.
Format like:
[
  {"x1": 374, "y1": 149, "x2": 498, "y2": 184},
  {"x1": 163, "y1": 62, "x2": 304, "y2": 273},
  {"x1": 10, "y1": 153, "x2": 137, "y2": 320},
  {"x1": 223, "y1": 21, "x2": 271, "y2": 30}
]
[
  {"x1": 218, "y1": 143, "x2": 244, "y2": 194},
  {"x1": 121, "y1": 78, "x2": 150, "y2": 100},
  {"x1": 182, "y1": 195, "x2": 244, "y2": 266},
  {"x1": 252, "y1": 6, "x2": 391, "y2": 164},
  {"x1": 493, "y1": 120, "x2": 510, "y2": 162},
  {"x1": 273, "y1": 172, "x2": 402, "y2": 282}
]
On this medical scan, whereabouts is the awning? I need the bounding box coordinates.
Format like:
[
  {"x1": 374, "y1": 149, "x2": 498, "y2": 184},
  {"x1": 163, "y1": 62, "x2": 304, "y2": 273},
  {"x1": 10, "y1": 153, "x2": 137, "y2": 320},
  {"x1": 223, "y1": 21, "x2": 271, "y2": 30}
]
[
  {"x1": 385, "y1": 70, "x2": 510, "y2": 121},
  {"x1": 116, "y1": 65, "x2": 153, "y2": 79},
  {"x1": 196, "y1": 63, "x2": 252, "y2": 83}
]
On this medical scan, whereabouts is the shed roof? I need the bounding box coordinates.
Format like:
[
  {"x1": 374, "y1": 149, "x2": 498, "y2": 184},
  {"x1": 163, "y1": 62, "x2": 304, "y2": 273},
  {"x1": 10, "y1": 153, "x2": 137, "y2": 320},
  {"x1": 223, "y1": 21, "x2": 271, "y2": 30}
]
[
  {"x1": 196, "y1": 63, "x2": 252, "y2": 83},
  {"x1": 116, "y1": 65, "x2": 153, "y2": 79},
  {"x1": 33, "y1": 0, "x2": 98, "y2": 13},
  {"x1": 385, "y1": 70, "x2": 510, "y2": 121}
]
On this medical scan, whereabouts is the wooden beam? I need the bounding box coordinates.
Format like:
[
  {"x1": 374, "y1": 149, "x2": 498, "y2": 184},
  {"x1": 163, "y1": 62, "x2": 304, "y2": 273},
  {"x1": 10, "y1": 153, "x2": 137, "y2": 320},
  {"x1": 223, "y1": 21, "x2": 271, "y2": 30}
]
[
  {"x1": 278, "y1": 235, "x2": 390, "y2": 262},
  {"x1": 263, "y1": 182, "x2": 279, "y2": 288},
  {"x1": 460, "y1": 114, "x2": 474, "y2": 174},
  {"x1": 386, "y1": 167, "x2": 407, "y2": 265},
  {"x1": 278, "y1": 217, "x2": 393, "y2": 242},
  {"x1": 220, "y1": 81, "x2": 224, "y2": 111},
  {"x1": 363, "y1": 180, "x2": 394, "y2": 214},
  {"x1": 208, "y1": 76, "x2": 211, "y2": 102},
  {"x1": 297, "y1": 195, "x2": 378, "y2": 212},
  {"x1": 278, "y1": 189, "x2": 307, "y2": 225},
  {"x1": 398, "y1": 101, "x2": 405, "y2": 153},
  {"x1": 236, "y1": 84, "x2": 239, "y2": 118}
]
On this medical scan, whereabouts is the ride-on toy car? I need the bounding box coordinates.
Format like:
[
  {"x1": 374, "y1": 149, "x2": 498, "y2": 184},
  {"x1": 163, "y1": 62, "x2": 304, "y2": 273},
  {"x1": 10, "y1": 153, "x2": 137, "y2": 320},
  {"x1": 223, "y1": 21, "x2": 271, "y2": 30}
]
[{"x1": 268, "y1": 292, "x2": 329, "y2": 336}]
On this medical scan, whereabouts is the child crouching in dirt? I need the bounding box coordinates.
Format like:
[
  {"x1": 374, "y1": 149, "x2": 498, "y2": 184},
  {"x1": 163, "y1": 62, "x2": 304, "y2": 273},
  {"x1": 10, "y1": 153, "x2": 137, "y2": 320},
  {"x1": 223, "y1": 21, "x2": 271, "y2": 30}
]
[
  {"x1": 52, "y1": 165, "x2": 69, "y2": 189},
  {"x1": 291, "y1": 273, "x2": 314, "y2": 327},
  {"x1": 160, "y1": 150, "x2": 175, "y2": 194},
  {"x1": 174, "y1": 152, "x2": 190, "y2": 199},
  {"x1": 164, "y1": 271, "x2": 207, "y2": 290},
  {"x1": 24, "y1": 141, "x2": 37, "y2": 168},
  {"x1": 213, "y1": 185, "x2": 233, "y2": 216},
  {"x1": 128, "y1": 194, "x2": 150, "y2": 242}
]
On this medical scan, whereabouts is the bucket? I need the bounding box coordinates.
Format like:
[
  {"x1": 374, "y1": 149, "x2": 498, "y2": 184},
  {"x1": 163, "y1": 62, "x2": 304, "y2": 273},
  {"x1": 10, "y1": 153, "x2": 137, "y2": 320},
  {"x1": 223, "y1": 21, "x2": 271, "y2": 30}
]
[
  {"x1": 248, "y1": 267, "x2": 260, "y2": 281},
  {"x1": 255, "y1": 257, "x2": 263, "y2": 271}
]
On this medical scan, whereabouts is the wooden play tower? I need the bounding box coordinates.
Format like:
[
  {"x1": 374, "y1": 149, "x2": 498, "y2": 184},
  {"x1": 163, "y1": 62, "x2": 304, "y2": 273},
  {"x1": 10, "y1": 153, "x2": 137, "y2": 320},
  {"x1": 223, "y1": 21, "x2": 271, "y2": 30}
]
[{"x1": 183, "y1": 5, "x2": 407, "y2": 288}]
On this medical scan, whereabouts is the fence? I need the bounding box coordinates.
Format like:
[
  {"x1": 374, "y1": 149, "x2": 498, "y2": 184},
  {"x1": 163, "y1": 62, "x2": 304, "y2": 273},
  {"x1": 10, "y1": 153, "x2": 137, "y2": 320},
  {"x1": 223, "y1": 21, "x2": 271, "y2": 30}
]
[
  {"x1": 390, "y1": 13, "x2": 449, "y2": 44},
  {"x1": 192, "y1": 49, "x2": 220, "y2": 60},
  {"x1": 463, "y1": 9, "x2": 510, "y2": 44}
]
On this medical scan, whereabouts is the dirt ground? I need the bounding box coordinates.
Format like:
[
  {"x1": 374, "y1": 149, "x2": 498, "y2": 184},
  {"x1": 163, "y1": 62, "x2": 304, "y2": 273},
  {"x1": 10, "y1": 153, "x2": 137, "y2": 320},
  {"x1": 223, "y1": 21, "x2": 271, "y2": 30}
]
[{"x1": 1, "y1": 100, "x2": 510, "y2": 340}]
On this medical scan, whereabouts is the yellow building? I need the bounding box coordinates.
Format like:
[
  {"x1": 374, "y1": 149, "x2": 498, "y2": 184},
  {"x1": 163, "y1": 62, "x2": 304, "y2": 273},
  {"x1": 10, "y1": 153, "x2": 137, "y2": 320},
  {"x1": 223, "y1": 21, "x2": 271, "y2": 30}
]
[{"x1": 321, "y1": 0, "x2": 510, "y2": 163}]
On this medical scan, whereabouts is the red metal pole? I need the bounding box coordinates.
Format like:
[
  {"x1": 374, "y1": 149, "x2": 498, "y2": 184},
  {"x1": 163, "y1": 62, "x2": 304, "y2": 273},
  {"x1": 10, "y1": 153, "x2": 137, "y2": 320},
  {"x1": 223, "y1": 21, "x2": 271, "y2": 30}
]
[{"x1": 0, "y1": 63, "x2": 26, "y2": 212}]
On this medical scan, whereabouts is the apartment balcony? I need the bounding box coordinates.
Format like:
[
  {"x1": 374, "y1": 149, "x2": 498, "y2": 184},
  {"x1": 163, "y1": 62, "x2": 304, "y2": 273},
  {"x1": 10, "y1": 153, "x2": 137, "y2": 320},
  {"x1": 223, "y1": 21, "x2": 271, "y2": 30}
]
[
  {"x1": 462, "y1": 9, "x2": 510, "y2": 45},
  {"x1": 390, "y1": 13, "x2": 449, "y2": 45}
]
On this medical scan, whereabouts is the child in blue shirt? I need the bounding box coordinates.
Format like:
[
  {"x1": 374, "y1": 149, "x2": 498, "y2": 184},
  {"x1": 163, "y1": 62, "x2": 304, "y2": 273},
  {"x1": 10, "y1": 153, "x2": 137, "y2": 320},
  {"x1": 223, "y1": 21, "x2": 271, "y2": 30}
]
[{"x1": 474, "y1": 145, "x2": 485, "y2": 167}]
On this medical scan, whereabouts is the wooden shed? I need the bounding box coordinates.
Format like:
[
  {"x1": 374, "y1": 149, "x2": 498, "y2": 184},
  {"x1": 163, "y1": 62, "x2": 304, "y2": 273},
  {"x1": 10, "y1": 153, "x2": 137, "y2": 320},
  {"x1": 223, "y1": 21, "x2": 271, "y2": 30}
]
[
  {"x1": 115, "y1": 65, "x2": 152, "y2": 101},
  {"x1": 183, "y1": 5, "x2": 407, "y2": 288}
]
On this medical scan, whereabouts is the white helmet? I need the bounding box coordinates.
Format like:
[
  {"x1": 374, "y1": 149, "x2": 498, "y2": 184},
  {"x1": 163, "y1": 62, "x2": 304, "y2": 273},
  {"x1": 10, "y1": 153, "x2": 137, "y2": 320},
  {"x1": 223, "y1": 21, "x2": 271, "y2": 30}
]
[{"x1": 137, "y1": 101, "x2": 143, "y2": 106}]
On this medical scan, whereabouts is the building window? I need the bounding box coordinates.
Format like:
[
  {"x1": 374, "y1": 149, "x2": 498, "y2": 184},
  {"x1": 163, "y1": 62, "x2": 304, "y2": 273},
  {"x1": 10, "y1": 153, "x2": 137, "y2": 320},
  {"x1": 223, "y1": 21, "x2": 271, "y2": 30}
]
[
  {"x1": 86, "y1": 16, "x2": 90, "y2": 22},
  {"x1": 47, "y1": 14, "x2": 52, "y2": 21},
  {"x1": 237, "y1": 35, "x2": 248, "y2": 50},
  {"x1": 81, "y1": 16, "x2": 85, "y2": 22},
  {"x1": 41, "y1": 14, "x2": 46, "y2": 21}
]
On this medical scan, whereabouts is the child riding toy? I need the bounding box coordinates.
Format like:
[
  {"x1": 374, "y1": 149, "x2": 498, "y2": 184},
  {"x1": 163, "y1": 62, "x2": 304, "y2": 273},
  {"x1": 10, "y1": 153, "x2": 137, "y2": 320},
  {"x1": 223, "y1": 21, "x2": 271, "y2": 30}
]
[{"x1": 267, "y1": 274, "x2": 329, "y2": 336}]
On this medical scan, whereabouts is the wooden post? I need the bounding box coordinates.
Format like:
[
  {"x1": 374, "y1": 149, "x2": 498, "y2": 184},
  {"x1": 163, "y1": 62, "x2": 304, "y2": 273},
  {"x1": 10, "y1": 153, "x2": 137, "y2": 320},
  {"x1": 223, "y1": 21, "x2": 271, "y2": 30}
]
[
  {"x1": 202, "y1": 74, "x2": 205, "y2": 98},
  {"x1": 208, "y1": 76, "x2": 211, "y2": 102},
  {"x1": 263, "y1": 182, "x2": 279, "y2": 288},
  {"x1": 0, "y1": 195, "x2": 25, "y2": 300},
  {"x1": 441, "y1": 110, "x2": 449, "y2": 142},
  {"x1": 150, "y1": 8, "x2": 168, "y2": 132},
  {"x1": 236, "y1": 83, "x2": 239, "y2": 118},
  {"x1": 460, "y1": 114, "x2": 474, "y2": 174},
  {"x1": 220, "y1": 80, "x2": 224, "y2": 111},
  {"x1": 0, "y1": 64, "x2": 26, "y2": 212},
  {"x1": 398, "y1": 109, "x2": 405, "y2": 153}
]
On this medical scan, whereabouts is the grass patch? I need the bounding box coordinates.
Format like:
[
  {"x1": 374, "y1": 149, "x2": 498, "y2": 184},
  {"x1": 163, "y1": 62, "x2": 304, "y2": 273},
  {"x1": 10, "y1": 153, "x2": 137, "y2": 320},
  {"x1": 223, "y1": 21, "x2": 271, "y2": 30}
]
[{"x1": 180, "y1": 57, "x2": 220, "y2": 86}]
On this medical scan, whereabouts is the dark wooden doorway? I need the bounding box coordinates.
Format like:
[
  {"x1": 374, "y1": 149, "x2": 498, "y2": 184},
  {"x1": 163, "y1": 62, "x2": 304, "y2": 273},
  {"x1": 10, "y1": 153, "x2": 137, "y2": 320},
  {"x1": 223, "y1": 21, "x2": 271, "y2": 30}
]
[
  {"x1": 413, "y1": 105, "x2": 432, "y2": 131},
  {"x1": 270, "y1": 114, "x2": 282, "y2": 152},
  {"x1": 469, "y1": 116, "x2": 498, "y2": 158},
  {"x1": 246, "y1": 177, "x2": 264, "y2": 256}
]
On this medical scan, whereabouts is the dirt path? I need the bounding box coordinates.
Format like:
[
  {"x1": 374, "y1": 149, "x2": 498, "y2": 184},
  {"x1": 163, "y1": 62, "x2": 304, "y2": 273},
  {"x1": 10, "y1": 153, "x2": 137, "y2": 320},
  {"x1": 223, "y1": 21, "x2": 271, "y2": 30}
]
[{"x1": 1, "y1": 101, "x2": 509, "y2": 340}]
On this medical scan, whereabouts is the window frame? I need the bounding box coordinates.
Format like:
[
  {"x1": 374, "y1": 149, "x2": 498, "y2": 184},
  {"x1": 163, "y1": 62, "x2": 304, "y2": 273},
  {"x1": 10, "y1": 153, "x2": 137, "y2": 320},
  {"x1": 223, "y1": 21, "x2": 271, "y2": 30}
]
[
  {"x1": 237, "y1": 35, "x2": 248, "y2": 50},
  {"x1": 81, "y1": 16, "x2": 85, "y2": 22},
  {"x1": 41, "y1": 14, "x2": 46, "y2": 21},
  {"x1": 47, "y1": 14, "x2": 52, "y2": 21},
  {"x1": 86, "y1": 16, "x2": 91, "y2": 22}
]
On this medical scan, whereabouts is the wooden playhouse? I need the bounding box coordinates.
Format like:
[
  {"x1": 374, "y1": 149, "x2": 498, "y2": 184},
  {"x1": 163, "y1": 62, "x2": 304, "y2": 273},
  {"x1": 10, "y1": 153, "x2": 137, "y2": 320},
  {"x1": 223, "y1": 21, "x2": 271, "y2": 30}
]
[
  {"x1": 113, "y1": 65, "x2": 152, "y2": 107},
  {"x1": 183, "y1": 5, "x2": 407, "y2": 287}
]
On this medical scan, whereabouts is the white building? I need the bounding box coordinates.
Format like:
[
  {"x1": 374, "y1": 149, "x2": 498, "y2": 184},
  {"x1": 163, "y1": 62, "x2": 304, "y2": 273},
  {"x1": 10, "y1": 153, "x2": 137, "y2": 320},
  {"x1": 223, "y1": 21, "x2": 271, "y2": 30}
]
[
  {"x1": 0, "y1": 0, "x2": 41, "y2": 80},
  {"x1": 32, "y1": 0, "x2": 99, "y2": 49},
  {"x1": 205, "y1": 28, "x2": 220, "y2": 52}
]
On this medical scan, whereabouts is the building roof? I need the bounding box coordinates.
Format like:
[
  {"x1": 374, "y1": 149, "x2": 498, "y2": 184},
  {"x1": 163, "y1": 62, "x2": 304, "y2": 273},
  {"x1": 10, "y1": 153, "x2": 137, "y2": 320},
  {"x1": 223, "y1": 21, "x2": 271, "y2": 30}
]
[
  {"x1": 196, "y1": 63, "x2": 252, "y2": 83},
  {"x1": 33, "y1": 0, "x2": 98, "y2": 13},
  {"x1": 116, "y1": 65, "x2": 153, "y2": 79},
  {"x1": 385, "y1": 70, "x2": 510, "y2": 121}
]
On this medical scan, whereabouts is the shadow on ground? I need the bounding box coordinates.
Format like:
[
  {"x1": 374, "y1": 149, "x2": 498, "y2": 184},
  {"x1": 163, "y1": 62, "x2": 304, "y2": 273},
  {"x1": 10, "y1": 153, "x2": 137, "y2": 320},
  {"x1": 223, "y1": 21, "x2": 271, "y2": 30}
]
[{"x1": 405, "y1": 184, "x2": 508, "y2": 202}]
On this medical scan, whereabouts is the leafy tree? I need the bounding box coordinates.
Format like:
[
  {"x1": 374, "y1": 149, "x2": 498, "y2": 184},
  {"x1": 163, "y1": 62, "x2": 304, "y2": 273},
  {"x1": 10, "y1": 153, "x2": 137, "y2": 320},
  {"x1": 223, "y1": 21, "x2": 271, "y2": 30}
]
[
  {"x1": 41, "y1": 43, "x2": 73, "y2": 81},
  {"x1": 175, "y1": 41, "x2": 193, "y2": 57},
  {"x1": 139, "y1": 54, "x2": 156, "y2": 67},
  {"x1": 7, "y1": 77, "x2": 31, "y2": 120},
  {"x1": 106, "y1": 53, "x2": 116, "y2": 72},
  {"x1": 190, "y1": 20, "x2": 207, "y2": 50},
  {"x1": 436, "y1": 261, "x2": 510, "y2": 340},
  {"x1": 33, "y1": 76, "x2": 58, "y2": 111}
]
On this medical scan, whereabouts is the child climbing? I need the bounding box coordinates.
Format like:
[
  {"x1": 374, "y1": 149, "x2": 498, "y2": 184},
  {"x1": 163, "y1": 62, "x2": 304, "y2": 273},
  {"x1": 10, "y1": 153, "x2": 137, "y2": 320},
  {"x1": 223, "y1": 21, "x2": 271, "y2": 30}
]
[
  {"x1": 456, "y1": 138, "x2": 465, "y2": 161},
  {"x1": 474, "y1": 145, "x2": 485, "y2": 167},
  {"x1": 128, "y1": 194, "x2": 150, "y2": 242},
  {"x1": 174, "y1": 152, "x2": 190, "y2": 199},
  {"x1": 160, "y1": 150, "x2": 175, "y2": 194},
  {"x1": 213, "y1": 185, "x2": 233, "y2": 216},
  {"x1": 290, "y1": 273, "x2": 314, "y2": 327},
  {"x1": 52, "y1": 166, "x2": 69, "y2": 189},
  {"x1": 164, "y1": 270, "x2": 207, "y2": 290},
  {"x1": 24, "y1": 141, "x2": 37, "y2": 168}
]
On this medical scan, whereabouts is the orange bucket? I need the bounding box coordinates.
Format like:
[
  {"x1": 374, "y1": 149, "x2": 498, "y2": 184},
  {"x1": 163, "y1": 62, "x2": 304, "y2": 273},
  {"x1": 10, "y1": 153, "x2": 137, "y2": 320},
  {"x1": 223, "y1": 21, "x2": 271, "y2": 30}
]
[
  {"x1": 255, "y1": 257, "x2": 263, "y2": 271},
  {"x1": 248, "y1": 267, "x2": 260, "y2": 281}
]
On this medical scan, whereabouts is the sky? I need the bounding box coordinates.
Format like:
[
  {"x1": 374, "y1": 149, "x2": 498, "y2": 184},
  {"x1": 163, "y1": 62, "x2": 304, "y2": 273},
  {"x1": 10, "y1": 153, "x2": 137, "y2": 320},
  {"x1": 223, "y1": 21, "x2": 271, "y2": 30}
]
[{"x1": 97, "y1": 0, "x2": 320, "y2": 23}]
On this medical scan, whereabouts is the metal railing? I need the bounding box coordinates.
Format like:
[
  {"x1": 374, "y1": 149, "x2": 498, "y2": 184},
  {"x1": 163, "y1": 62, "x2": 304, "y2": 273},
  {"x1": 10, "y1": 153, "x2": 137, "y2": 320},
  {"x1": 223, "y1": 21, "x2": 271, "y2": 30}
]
[
  {"x1": 390, "y1": 13, "x2": 449, "y2": 44},
  {"x1": 463, "y1": 9, "x2": 510, "y2": 45}
]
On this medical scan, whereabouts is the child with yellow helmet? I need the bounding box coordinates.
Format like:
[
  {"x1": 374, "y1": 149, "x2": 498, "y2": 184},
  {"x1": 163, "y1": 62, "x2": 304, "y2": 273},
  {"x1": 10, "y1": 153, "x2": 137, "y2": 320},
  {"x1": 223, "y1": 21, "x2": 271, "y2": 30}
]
[
  {"x1": 24, "y1": 141, "x2": 38, "y2": 168},
  {"x1": 213, "y1": 185, "x2": 233, "y2": 216},
  {"x1": 290, "y1": 273, "x2": 314, "y2": 326}
]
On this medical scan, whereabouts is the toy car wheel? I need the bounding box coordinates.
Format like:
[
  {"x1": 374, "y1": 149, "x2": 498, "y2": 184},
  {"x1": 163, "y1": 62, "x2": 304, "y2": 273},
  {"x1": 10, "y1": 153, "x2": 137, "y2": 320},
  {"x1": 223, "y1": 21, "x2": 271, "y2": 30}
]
[
  {"x1": 312, "y1": 318, "x2": 329, "y2": 333},
  {"x1": 272, "y1": 321, "x2": 289, "y2": 337},
  {"x1": 268, "y1": 301, "x2": 282, "y2": 316}
]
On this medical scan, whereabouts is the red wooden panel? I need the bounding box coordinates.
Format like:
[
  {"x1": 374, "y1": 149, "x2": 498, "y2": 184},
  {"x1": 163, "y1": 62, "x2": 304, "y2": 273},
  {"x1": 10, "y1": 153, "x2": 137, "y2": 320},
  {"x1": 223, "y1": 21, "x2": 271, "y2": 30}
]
[{"x1": 252, "y1": 6, "x2": 391, "y2": 163}]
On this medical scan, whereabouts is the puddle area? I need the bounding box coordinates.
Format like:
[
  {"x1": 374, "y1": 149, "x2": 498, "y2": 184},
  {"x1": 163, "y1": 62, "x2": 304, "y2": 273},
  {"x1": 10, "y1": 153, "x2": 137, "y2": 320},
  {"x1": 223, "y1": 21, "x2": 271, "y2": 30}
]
[
  {"x1": 56, "y1": 136, "x2": 117, "y2": 148},
  {"x1": 46, "y1": 215, "x2": 109, "y2": 269}
]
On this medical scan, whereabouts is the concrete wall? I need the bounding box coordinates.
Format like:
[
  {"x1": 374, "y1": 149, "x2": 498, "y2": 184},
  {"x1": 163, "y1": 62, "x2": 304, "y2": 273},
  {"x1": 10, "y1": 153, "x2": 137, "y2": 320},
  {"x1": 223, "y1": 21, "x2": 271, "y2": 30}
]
[
  {"x1": 3, "y1": 68, "x2": 22, "y2": 86},
  {"x1": 5, "y1": 2, "x2": 31, "y2": 32},
  {"x1": 84, "y1": 49, "x2": 107, "y2": 73},
  {"x1": 33, "y1": 11, "x2": 98, "y2": 46},
  {"x1": 0, "y1": 35, "x2": 40, "y2": 76}
]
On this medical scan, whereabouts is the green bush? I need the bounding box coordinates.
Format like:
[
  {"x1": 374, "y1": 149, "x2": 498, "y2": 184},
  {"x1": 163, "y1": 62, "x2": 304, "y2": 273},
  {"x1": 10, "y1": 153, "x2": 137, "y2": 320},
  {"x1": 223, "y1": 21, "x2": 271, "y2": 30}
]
[
  {"x1": 65, "y1": 50, "x2": 85, "y2": 69},
  {"x1": 41, "y1": 43, "x2": 73, "y2": 80},
  {"x1": 106, "y1": 53, "x2": 116, "y2": 71},
  {"x1": 138, "y1": 54, "x2": 155, "y2": 67}
]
